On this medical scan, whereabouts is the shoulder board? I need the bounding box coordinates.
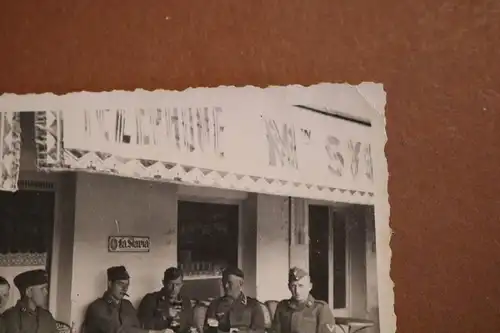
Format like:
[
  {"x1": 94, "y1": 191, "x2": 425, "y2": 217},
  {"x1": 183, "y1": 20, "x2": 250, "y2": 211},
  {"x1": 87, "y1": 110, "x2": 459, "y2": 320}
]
[
  {"x1": 270, "y1": 300, "x2": 286, "y2": 313},
  {"x1": 246, "y1": 296, "x2": 258, "y2": 304},
  {"x1": 87, "y1": 298, "x2": 107, "y2": 311},
  {"x1": 277, "y1": 300, "x2": 289, "y2": 308},
  {"x1": 144, "y1": 291, "x2": 158, "y2": 299},
  {"x1": 213, "y1": 296, "x2": 224, "y2": 303}
]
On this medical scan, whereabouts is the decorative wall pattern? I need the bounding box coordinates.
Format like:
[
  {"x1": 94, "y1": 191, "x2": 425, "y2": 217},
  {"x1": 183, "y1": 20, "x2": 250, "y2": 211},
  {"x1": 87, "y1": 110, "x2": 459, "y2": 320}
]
[
  {"x1": 0, "y1": 112, "x2": 21, "y2": 192},
  {"x1": 0, "y1": 252, "x2": 47, "y2": 267}
]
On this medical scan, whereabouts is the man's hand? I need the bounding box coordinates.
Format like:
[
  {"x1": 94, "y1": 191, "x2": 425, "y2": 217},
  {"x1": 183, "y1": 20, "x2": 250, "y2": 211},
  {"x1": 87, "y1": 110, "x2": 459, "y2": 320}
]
[
  {"x1": 168, "y1": 307, "x2": 179, "y2": 318},
  {"x1": 207, "y1": 318, "x2": 219, "y2": 327},
  {"x1": 160, "y1": 329, "x2": 174, "y2": 333}
]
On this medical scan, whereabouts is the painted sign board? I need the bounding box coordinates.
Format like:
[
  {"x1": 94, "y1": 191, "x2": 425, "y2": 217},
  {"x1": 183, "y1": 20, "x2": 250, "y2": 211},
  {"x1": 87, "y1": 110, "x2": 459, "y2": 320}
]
[
  {"x1": 108, "y1": 236, "x2": 151, "y2": 253},
  {"x1": 28, "y1": 85, "x2": 378, "y2": 203}
]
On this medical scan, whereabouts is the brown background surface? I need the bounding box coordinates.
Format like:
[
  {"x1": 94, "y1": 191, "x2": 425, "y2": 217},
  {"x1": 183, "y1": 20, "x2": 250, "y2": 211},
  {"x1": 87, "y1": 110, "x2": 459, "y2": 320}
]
[{"x1": 1, "y1": 0, "x2": 499, "y2": 331}]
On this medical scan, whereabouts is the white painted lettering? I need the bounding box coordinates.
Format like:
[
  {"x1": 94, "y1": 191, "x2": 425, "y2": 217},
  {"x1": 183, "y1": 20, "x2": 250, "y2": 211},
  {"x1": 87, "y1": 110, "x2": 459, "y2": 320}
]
[
  {"x1": 264, "y1": 118, "x2": 298, "y2": 169},
  {"x1": 84, "y1": 109, "x2": 116, "y2": 143},
  {"x1": 325, "y1": 135, "x2": 344, "y2": 176},
  {"x1": 364, "y1": 144, "x2": 374, "y2": 181},
  {"x1": 83, "y1": 107, "x2": 224, "y2": 156},
  {"x1": 348, "y1": 140, "x2": 362, "y2": 177},
  {"x1": 171, "y1": 108, "x2": 181, "y2": 149}
]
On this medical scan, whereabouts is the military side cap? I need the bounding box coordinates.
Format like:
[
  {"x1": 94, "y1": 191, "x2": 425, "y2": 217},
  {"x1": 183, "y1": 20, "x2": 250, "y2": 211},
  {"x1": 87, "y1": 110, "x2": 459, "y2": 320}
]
[
  {"x1": 107, "y1": 266, "x2": 130, "y2": 281},
  {"x1": 14, "y1": 269, "x2": 48, "y2": 291},
  {"x1": 222, "y1": 266, "x2": 244, "y2": 280},
  {"x1": 164, "y1": 267, "x2": 183, "y2": 281},
  {"x1": 289, "y1": 267, "x2": 308, "y2": 283}
]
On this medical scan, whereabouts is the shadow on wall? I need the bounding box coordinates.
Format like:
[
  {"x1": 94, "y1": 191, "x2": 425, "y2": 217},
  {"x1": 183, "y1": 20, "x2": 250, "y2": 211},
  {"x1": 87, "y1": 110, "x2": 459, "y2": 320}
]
[{"x1": 93, "y1": 271, "x2": 106, "y2": 299}]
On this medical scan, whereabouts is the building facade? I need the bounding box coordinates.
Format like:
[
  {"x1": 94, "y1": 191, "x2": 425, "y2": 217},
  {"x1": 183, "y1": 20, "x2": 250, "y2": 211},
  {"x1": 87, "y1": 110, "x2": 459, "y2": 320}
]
[{"x1": 0, "y1": 84, "x2": 388, "y2": 333}]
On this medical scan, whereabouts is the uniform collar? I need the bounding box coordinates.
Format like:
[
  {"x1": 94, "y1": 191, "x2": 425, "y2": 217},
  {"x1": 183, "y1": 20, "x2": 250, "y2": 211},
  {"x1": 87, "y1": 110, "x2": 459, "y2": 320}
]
[
  {"x1": 288, "y1": 294, "x2": 314, "y2": 309},
  {"x1": 159, "y1": 289, "x2": 182, "y2": 303},
  {"x1": 239, "y1": 292, "x2": 247, "y2": 305},
  {"x1": 223, "y1": 292, "x2": 247, "y2": 305},
  {"x1": 102, "y1": 291, "x2": 121, "y2": 306},
  {"x1": 16, "y1": 298, "x2": 37, "y2": 315},
  {"x1": 235, "y1": 292, "x2": 247, "y2": 305}
]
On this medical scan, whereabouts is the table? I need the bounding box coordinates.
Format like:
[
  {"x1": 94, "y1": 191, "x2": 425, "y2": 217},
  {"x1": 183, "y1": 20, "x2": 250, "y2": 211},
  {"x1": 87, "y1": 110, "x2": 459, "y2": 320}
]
[{"x1": 335, "y1": 317, "x2": 375, "y2": 333}]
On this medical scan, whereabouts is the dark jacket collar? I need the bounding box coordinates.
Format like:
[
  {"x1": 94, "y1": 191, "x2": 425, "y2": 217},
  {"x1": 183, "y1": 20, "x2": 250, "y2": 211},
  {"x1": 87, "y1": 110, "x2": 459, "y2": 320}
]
[
  {"x1": 159, "y1": 288, "x2": 183, "y2": 302},
  {"x1": 102, "y1": 291, "x2": 121, "y2": 306},
  {"x1": 223, "y1": 292, "x2": 247, "y2": 305},
  {"x1": 16, "y1": 298, "x2": 37, "y2": 315}
]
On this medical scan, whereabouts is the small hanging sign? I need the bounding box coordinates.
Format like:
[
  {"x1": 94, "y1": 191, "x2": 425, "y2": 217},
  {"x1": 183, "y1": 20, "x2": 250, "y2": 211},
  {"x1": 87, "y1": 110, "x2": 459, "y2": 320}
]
[{"x1": 108, "y1": 236, "x2": 151, "y2": 253}]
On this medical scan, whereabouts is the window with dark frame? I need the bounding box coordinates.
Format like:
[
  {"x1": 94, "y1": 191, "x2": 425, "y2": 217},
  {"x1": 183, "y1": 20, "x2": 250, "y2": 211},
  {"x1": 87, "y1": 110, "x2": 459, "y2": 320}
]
[
  {"x1": 177, "y1": 200, "x2": 239, "y2": 276},
  {"x1": 0, "y1": 189, "x2": 55, "y2": 256}
]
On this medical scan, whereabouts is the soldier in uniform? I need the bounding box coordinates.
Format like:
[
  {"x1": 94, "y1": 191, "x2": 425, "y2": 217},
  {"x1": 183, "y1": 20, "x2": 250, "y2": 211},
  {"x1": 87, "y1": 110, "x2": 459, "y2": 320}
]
[
  {"x1": 83, "y1": 266, "x2": 170, "y2": 333},
  {"x1": 204, "y1": 267, "x2": 265, "y2": 333},
  {"x1": 137, "y1": 267, "x2": 195, "y2": 332},
  {"x1": 0, "y1": 269, "x2": 58, "y2": 333},
  {"x1": 271, "y1": 267, "x2": 336, "y2": 333}
]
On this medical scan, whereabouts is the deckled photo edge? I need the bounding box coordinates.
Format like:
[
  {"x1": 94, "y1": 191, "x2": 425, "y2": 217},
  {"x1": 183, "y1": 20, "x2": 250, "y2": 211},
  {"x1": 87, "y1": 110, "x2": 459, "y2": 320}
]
[{"x1": 0, "y1": 82, "x2": 395, "y2": 333}]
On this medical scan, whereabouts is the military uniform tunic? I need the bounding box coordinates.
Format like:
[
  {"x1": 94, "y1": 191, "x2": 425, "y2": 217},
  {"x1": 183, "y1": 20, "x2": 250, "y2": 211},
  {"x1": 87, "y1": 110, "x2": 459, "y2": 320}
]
[
  {"x1": 83, "y1": 292, "x2": 147, "y2": 333},
  {"x1": 271, "y1": 295, "x2": 336, "y2": 333},
  {"x1": 0, "y1": 300, "x2": 58, "y2": 333},
  {"x1": 204, "y1": 293, "x2": 265, "y2": 333},
  {"x1": 137, "y1": 290, "x2": 194, "y2": 332}
]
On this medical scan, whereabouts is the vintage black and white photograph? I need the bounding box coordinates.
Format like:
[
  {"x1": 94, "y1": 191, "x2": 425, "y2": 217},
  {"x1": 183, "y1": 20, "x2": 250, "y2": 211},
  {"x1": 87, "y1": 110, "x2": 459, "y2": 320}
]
[{"x1": 0, "y1": 83, "x2": 392, "y2": 333}]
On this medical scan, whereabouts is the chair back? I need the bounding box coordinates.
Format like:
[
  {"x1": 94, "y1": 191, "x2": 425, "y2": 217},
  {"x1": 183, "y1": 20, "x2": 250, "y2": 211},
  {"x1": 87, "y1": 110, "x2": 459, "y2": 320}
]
[
  {"x1": 258, "y1": 302, "x2": 272, "y2": 329},
  {"x1": 265, "y1": 300, "x2": 279, "y2": 321}
]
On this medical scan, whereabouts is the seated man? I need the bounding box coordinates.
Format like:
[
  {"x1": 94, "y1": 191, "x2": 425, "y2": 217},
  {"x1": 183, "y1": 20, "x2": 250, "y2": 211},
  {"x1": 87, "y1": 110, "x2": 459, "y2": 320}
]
[
  {"x1": 204, "y1": 267, "x2": 265, "y2": 333},
  {"x1": 0, "y1": 269, "x2": 58, "y2": 333},
  {"x1": 137, "y1": 267, "x2": 195, "y2": 332},
  {"x1": 83, "y1": 265, "x2": 170, "y2": 333},
  {"x1": 271, "y1": 267, "x2": 336, "y2": 333}
]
